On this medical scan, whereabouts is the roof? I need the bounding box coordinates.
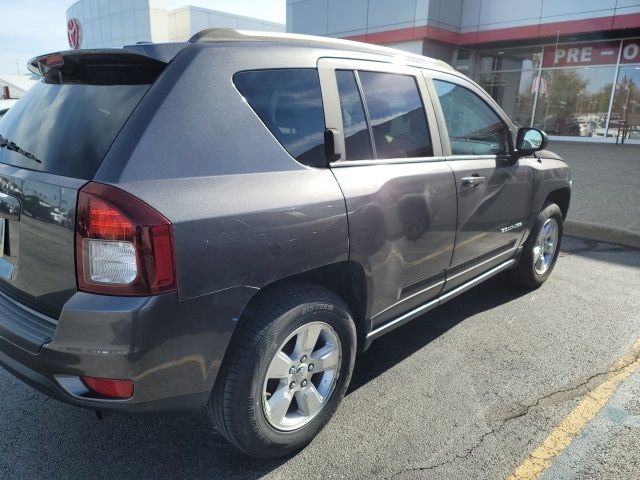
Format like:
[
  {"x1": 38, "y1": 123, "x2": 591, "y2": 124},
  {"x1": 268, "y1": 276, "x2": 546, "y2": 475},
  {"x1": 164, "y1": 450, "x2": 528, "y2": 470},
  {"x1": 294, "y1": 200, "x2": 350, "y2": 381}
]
[
  {"x1": 0, "y1": 74, "x2": 38, "y2": 94},
  {"x1": 189, "y1": 28, "x2": 453, "y2": 70}
]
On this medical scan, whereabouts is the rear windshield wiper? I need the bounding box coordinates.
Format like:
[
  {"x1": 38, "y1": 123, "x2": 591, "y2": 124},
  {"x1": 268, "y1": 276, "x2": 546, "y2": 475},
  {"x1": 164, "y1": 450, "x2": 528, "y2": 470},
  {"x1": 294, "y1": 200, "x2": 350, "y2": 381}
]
[{"x1": 0, "y1": 135, "x2": 42, "y2": 164}]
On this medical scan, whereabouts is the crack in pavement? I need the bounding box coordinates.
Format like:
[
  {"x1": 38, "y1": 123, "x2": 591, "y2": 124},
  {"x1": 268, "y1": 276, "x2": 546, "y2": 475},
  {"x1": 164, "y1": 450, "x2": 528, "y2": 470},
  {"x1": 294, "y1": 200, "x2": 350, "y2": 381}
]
[{"x1": 387, "y1": 347, "x2": 640, "y2": 479}]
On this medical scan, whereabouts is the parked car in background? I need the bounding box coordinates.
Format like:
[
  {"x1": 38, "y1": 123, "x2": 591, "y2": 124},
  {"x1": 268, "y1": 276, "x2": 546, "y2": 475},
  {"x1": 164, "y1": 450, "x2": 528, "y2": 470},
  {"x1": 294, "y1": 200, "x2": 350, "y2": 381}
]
[{"x1": 0, "y1": 29, "x2": 571, "y2": 459}]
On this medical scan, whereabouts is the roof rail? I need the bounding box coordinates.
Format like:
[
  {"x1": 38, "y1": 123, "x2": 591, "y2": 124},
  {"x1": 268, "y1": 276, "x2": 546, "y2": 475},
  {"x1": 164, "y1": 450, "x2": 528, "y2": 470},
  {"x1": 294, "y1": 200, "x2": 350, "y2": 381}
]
[{"x1": 189, "y1": 28, "x2": 452, "y2": 70}]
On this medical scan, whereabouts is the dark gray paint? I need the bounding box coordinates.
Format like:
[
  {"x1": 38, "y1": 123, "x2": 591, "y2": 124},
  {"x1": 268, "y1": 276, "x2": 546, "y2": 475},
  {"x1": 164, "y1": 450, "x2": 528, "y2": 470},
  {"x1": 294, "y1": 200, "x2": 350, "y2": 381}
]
[
  {"x1": 331, "y1": 162, "x2": 457, "y2": 326},
  {"x1": 0, "y1": 285, "x2": 255, "y2": 410},
  {"x1": 0, "y1": 34, "x2": 570, "y2": 413},
  {"x1": 442, "y1": 156, "x2": 533, "y2": 290},
  {"x1": 0, "y1": 165, "x2": 82, "y2": 318}
]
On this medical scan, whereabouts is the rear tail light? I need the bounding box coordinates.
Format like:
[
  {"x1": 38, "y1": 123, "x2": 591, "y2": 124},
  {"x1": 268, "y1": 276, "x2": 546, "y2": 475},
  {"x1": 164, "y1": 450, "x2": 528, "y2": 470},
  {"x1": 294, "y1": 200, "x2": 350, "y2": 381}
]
[
  {"x1": 82, "y1": 376, "x2": 134, "y2": 399},
  {"x1": 76, "y1": 182, "x2": 176, "y2": 296}
]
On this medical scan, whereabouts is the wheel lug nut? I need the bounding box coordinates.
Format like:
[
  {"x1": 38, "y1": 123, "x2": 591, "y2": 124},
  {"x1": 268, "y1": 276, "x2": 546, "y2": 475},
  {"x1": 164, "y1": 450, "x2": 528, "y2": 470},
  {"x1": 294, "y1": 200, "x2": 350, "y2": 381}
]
[
  {"x1": 289, "y1": 381, "x2": 296, "y2": 390},
  {"x1": 289, "y1": 366, "x2": 295, "y2": 375},
  {"x1": 308, "y1": 364, "x2": 314, "y2": 372},
  {"x1": 301, "y1": 380, "x2": 307, "y2": 387},
  {"x1": 300, "y1": 355, "x2": 307, "y2": 362}
]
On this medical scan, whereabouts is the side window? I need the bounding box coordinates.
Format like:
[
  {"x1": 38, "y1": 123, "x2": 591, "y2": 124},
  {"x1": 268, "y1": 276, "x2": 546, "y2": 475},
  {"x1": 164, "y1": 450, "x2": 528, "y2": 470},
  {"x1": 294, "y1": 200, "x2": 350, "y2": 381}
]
[
  {"x1": 433, "y1": 79, "x2": 510, "y2": 156},
  {"x1": 336, "y1": 70, "x2": 373, "y2": 160},
  {"x1": 358, "y1": 71, "x2": 432, "y2": 159},
  {"x1": 234, "y1": 69, "x2": 326, "y2": 167}
]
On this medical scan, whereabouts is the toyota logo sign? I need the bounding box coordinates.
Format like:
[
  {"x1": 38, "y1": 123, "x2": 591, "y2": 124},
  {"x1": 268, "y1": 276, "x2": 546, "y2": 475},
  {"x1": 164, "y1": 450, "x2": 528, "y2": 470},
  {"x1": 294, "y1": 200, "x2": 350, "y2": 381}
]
[{"x1": 67, "y1": 18, "x2": 81, "y2": 49}]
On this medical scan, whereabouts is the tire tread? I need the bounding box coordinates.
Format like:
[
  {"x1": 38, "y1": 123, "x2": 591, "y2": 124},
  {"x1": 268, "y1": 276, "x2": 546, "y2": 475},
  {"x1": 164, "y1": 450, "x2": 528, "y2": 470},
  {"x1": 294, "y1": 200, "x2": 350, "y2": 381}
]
[{"x1": 208, "y1": 283, "x2": 350, "y2": 457}]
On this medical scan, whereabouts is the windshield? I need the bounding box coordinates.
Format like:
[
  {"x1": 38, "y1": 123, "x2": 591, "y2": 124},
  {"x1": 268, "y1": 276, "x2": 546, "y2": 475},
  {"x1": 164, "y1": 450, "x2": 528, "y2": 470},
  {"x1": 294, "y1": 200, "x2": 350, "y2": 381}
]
[{"x1": 0, "y1": 81, "x2": 149, "y2": 179}]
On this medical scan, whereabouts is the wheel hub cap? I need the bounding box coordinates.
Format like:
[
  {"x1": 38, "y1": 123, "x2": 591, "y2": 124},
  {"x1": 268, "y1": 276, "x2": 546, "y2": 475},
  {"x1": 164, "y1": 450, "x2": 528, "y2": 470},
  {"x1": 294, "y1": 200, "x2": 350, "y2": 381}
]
[
  {"x1": 262, "y1": 321, "x2": 342, "y2": 431},
  {"x1": 533, "y1": 218, "x2": 559, "y2": 275}
]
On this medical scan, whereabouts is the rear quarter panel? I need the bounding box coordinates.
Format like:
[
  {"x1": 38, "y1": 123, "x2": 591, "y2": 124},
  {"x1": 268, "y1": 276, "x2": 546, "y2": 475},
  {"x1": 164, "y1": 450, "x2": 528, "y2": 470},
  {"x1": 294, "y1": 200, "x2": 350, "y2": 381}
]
[{"x1": 95, "y1": 42, "x2": 349, "y2": 301}]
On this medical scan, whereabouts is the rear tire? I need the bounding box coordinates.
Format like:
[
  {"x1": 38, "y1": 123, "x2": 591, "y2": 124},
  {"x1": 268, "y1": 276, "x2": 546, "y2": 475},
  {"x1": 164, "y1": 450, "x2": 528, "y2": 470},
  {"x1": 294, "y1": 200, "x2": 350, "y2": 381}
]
[
  {"x1": 208, "y1": 283, "x2": 356, "y2": 459},
  {"x1": 510, "y1": 203, "x2": 563, "y2": 289}
]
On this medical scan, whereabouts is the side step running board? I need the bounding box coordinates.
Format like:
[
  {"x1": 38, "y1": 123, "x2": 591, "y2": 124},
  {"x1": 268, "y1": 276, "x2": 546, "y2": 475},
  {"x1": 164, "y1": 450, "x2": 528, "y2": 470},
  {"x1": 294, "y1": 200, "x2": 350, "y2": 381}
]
[{"x1": 365, "y1": 258, "x2": 516, "y2": 347}]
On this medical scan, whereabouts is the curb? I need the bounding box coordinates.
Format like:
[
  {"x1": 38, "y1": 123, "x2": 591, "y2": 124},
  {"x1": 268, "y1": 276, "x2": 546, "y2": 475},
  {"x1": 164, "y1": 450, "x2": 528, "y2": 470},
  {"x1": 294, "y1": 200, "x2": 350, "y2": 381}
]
[{"x1": 564, "y1": 220, "x2": 640, "y2": 249}]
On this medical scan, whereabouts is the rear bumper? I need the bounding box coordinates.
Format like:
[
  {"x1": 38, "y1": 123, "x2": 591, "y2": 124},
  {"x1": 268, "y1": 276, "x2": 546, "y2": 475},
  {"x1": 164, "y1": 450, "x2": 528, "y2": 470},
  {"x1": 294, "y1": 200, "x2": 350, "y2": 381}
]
[
  {"x1": 0, "y1": 286, "x2": 257, "y2": 413},
  {"x1": 0, "y1": 338, "x2": 209, "y2": 412}
]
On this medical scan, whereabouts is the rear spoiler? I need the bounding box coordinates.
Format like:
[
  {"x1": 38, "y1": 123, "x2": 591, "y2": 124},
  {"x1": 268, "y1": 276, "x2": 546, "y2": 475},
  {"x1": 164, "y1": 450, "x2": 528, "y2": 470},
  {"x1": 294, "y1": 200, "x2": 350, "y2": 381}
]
[{"x1": 28, "y1": 43, "x2": 188, "y2": 78}]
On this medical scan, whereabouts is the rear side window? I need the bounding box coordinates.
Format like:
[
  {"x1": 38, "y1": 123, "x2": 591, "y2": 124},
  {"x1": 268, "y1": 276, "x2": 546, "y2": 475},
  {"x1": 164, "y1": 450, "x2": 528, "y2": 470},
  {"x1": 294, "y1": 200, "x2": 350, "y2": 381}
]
[
  {"x1": 234, "y1": 69, "x2": 326, "y2": 167},
  {"x1": 358, "y1": 71, "x2": 432, "y2": 160},
  {"x1": 336, "y1": 70, "x2": 373, "y2": 160},
  {"x1": 433, "y1": 79, "x2": 510, "y2": 156}
]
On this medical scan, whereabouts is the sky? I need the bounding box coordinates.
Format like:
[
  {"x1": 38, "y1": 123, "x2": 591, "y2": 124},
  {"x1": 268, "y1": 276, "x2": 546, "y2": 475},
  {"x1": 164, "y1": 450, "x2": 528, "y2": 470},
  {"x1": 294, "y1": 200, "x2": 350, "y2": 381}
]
[{"x1": 0, "y1": 0, "x2": 286, "y2": 75}]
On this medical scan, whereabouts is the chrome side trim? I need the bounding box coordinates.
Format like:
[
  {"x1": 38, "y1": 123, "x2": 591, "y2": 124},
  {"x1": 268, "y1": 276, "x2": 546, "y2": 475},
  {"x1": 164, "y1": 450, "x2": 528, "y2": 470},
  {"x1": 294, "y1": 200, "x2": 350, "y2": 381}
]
[
  {"x1": 439, "y1": 258, "x2": 515, "y2": 303},
  {"x1": 446, "y1": 247, "x2": 516, "y2": 282},
  {"x1": 366, "y1": 258, "x2": 516, "y2": 342},
  {"x1": 371, "y1": 279, "x2": 444, "y2": 320},
  {"x1": 330, "y1": 156, "x2": 447, "y2": 168},
  {"x1": 367, "y1": 298, "x2": 440, "y2": 340}
]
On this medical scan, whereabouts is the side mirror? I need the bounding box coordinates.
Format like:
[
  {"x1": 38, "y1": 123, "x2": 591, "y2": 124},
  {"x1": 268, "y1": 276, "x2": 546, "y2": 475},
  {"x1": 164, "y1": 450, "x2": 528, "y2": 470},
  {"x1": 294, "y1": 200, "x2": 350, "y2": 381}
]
[{"x1": 515, "y1": 127, "x2": 548, "y2": 157}]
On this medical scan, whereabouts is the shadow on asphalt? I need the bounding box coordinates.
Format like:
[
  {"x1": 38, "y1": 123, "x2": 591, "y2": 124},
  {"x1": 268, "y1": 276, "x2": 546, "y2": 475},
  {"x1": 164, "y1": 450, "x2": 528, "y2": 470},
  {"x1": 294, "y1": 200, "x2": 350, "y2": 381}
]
[
  {"x1": 558, "y1": 236, "x2": 640, "y2": 269},
  {"x1": 349, "y1": 273, "x2": 529, "y2": 394},
  {"x1": 350, "y1": 236, "x2": 640, "y2": 395}
]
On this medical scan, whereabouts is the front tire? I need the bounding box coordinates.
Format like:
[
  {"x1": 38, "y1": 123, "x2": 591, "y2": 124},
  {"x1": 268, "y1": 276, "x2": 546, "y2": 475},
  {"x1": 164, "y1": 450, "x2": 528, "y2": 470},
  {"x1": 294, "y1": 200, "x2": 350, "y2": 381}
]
[
  {"x1": 510, "y1": 203, "x2": 563, "y2": 289},
  {"x1": 208, "y1": 283, "x2": 356, "y2": 459}
]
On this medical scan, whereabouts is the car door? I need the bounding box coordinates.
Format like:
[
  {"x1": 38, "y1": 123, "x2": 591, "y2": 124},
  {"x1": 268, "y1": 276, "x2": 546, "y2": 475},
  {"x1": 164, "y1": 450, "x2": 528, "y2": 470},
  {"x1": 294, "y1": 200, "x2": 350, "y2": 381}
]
[
  {"x1": 318, "y1": 58, "x2": 457, "y2": 330},
  {"x1": 425, "y1": 72, "x2": 533, "y2": 291}
]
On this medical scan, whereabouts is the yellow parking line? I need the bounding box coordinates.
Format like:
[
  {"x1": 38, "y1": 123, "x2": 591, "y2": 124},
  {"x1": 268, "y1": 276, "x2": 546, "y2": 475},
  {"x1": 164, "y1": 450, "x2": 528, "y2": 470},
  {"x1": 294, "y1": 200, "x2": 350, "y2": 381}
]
[{"x1": 508, "y1": 338, "x2": 640, "y2": 480}]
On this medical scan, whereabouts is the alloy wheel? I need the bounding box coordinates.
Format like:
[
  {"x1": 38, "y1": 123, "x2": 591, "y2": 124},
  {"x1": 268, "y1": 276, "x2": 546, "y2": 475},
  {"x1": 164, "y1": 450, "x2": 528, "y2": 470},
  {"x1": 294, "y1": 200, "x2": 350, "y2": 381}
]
[
  {"x1": 262, "y1": 321, "x2": 342, "y2": 431},
  {"x1": 533, "y1": 218, "x2": 559, "y2": 275}
]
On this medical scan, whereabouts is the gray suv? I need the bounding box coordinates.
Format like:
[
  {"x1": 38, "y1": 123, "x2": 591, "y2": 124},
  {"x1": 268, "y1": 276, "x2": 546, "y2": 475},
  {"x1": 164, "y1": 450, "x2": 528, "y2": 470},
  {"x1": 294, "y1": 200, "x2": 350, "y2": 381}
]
[{"x1": 0, "y1": 29, "x2": 570, "y2": 458}]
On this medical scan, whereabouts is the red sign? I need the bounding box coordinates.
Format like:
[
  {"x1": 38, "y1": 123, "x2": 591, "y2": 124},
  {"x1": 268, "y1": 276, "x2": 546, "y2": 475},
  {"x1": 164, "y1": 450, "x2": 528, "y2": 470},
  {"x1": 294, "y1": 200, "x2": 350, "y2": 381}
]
[
  {"x1": 67, "y1": 18, "x2": 81, "y2": 49},
  {"x1": 542, "y1": 41, "x2": 620, "y2": 68},
  {"x1": 620, "y1": 39, "x2": 640, "y2": 64}
]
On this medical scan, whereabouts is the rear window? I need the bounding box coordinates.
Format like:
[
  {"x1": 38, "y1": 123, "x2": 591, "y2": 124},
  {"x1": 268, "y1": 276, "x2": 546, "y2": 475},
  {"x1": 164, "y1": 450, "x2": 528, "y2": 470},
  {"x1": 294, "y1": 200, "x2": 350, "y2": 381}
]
[
  {"x1": 234, "y1": 69, "x2": 326, "y2": 167},
  {"x1": 0, "y1": 53, "x2": 164, "y2": 180},
  {"x1": 0, "y1": 81, "x2": 149, "y2": 179}
]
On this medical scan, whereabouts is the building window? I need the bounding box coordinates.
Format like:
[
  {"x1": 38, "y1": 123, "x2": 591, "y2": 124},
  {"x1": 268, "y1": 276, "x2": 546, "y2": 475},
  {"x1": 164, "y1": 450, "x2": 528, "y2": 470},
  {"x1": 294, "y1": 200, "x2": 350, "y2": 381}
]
[
  {"x1": 477, "y1": 70, "x2": 538, "y2": 127},
  {"x1": 610, "y1": 65, "x2": 640, "y2": 140},
  {"x1": 478, "y1": 47, "x2": 542, "y2": 73},
  {"x1": 532, "y1": 66, "x2": 616, "y2": 137},
  {"x1": 476, "y1": 47, "x2": 543, "y2": 131},
  {"x1": 453, "y1": 49, "x2": 474, "y2": 74},
  {"x1": 233, "y1": 69, "x2": 326, "y2": 167},
  {"x1": 475, "y1": 42, "x2": 628, "y2": 139}
]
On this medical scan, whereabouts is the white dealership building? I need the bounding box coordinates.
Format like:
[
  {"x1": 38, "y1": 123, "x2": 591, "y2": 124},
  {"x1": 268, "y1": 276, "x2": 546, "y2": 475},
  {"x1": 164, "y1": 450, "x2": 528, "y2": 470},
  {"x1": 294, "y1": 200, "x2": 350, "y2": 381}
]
[
  {"x1": 64, "y1": 0, "x2": 284, "y2": 49},
  {"x1": 288, "y1": 0, "x2": 640, "y2": 142}
]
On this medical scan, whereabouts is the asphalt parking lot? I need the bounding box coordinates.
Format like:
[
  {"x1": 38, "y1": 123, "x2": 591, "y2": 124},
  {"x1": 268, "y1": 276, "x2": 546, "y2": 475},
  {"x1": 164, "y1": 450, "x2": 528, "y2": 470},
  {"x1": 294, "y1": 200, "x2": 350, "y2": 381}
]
[
  {"x1": 549, "y1": 141, "x2": 640, "y2": 234},
  {"x1": 1, "y1": 235, "x2": 639, "y2": 479}
]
